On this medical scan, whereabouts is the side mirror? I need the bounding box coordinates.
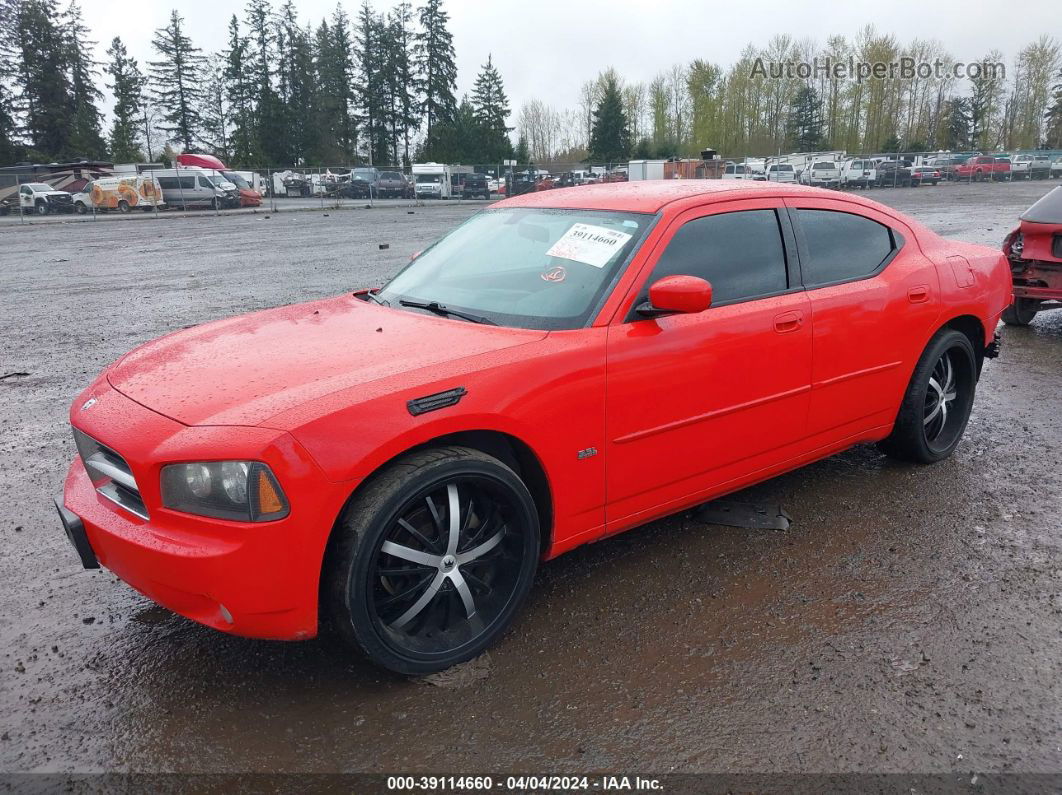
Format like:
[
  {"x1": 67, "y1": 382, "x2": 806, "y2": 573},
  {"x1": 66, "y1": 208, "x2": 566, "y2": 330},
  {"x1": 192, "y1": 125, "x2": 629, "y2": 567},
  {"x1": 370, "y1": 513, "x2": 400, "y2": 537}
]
[{"x1": 638, "y1": 275, "x2": 713, "y2": 317}]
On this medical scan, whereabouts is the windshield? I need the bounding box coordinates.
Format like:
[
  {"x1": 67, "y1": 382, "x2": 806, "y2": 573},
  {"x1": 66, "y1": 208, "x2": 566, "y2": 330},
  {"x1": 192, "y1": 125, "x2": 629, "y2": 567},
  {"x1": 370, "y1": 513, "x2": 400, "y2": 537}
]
[
  {"x1": 416, "y1": 174, "x2": 442, "y2": 184},
  {"x1": 26, "y1": 183, "x2": 52, "y2": 190},
  {"x1": 222, "y1": 171, "x2": 250, "y2": 189},
  {"x1": 813, "y1": 162, "x2": 836, "y2": 169},
  {"x1": 377, "y1": 208, "x2": 652, "y2": 330},
  {"x1": 380, "y1": 171, "x2": 402, "y2": 180}
]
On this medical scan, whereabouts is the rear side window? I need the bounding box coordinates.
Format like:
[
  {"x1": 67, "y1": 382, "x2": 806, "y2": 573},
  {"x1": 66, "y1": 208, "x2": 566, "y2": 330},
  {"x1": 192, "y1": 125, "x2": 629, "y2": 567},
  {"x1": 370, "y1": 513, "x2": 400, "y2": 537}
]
[
  {"x1": 796, "y1": 209, "x2": 896, "y2": 286},
  {"x1": 648, "y1": 210, "x2": 788, "y2": 304}
]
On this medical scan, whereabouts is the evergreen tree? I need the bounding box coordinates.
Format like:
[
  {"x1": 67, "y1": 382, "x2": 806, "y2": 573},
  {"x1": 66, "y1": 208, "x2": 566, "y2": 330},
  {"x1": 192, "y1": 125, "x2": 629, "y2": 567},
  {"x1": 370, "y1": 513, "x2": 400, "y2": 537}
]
[
  {"x1": 471, "y1": 54, "x2": 512, "y2": 163},
  {"x1": 514, "y1": 133, "x2": 529, "y2": 164},
  {"x1": 941, "y1": 99, "x2": 972, "y2": 150},
  {"x1": 198, "y1": 53, "x2": 229, "y2": 160},
  {"x1": 384, "y1": 2, "x2": 417, "y2": 166},
  {"x1": 104, "y1": 36, "x2": 144, "y2": 162},
  {"x1": 224, "y1": 15, "x2": 258, "y2": 165},
  {"x1": 413, "y1": 0, "x2": 456, "y2": 137},
  {"x1": 0, "y1": 0, "x2": 23, "y2": 163},
  {"x1": 63, "y1": 0, "x2": 106, "y2": 158},
  {"x1": 277, "y1": 4, "x2": 317, "y2": 165},
  {"x1": 13, "y1": 0, "x2": 75, "y2": 158},
  {"x1": 245, "y1": 0, "x2": 286, "y2": 164},
  {"x1": 315, "y1": 8, "x2": 357, "y2": 162},
  {"x1": 880, "y1": 133, "x2": 902, "y2": 154},
  {"x1": 356, "y1": 0, "x2": 389, "y2": 163},
  {"x1": 587, "y1": 72, "x2": 629, "y2": 163},
  {"x1": 421, "y1": 95, "x2": 477, "y2": 162},
  {"x1": 1045, "y1": 68, "x2": 1062, "y2": 148},
  {"x1": 149, "y1": 10, "x2": 204, "y2": 150},
  {"x1": 785, "y1": 85, "x2": 823, "y2": 152}
]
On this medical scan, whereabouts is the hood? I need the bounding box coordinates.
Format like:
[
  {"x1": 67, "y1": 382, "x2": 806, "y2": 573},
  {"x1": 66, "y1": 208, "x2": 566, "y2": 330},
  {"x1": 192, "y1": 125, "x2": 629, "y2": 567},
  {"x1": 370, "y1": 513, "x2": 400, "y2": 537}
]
[{"x1": 107, "y1": 294, "x2": 546, "y2": 427}]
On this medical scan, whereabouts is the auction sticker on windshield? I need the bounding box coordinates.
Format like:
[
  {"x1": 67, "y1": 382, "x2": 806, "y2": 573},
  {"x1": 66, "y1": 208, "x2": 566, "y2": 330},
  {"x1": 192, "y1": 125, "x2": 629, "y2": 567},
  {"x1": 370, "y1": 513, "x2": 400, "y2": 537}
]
[{"x1": 546, "y1": 223, "x2": 633, "y2": 268}]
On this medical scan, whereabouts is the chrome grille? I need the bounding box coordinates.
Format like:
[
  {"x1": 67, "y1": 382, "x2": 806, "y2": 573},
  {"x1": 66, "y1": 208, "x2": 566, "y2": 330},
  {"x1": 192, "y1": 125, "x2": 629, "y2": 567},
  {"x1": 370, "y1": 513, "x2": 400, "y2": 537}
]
[{"x1": 72, "y1": 428, "x2": 149, "y2": 519}]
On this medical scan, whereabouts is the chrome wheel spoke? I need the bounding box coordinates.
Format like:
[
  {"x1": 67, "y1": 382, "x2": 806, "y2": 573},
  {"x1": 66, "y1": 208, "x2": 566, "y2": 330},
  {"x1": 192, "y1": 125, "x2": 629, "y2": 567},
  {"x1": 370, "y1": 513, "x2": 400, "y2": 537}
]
[
  {"x1": 370, "y1": 474, "x2": 528, "y2": 656},
  {"x1": 390, "y1": 571, "x2": 445, "y2": 629},
  {"x1": 378, "y1": 570, "x2": 434, "y2": 607},
  {"x1": 397, "y1": 517, "x2": 441, "y2": 554},
  {"x1": 450, "y1": 570, "x2": 477, "y2": 618},
  {"x1": 457, "y1": 527, "x2": 506, "y2": 565},
  {"x1": 445, "y1": 482, "x2": 461, "y2": 555},
  {"x1": 923, "y1": 402, "x2": 942, "y2": 426},
  {"x1": 381, "y1": 540, "x2": 441, "y2": 568}
]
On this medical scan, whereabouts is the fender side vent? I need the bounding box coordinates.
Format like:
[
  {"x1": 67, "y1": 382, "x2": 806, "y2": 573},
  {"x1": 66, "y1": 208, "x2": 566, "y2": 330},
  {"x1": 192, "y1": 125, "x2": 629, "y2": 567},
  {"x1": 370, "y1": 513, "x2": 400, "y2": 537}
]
[{"x1": 407, "y1": 387, "x2": 467, "y2": 416}]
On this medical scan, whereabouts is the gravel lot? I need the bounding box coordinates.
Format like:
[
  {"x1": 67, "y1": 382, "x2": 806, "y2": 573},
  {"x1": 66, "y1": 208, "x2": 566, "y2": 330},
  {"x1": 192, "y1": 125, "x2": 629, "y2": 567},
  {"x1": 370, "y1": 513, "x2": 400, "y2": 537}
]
[{"x1": 1, "y1": 181, "x2": 1060, "y2": 777}]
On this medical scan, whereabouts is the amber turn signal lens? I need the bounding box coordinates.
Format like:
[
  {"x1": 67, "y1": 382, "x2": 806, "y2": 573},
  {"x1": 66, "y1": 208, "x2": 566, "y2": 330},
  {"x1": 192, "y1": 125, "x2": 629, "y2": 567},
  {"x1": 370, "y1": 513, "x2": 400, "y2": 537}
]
[{"x1": 256, "y1": 468, "x2": 284, "y2": 515}]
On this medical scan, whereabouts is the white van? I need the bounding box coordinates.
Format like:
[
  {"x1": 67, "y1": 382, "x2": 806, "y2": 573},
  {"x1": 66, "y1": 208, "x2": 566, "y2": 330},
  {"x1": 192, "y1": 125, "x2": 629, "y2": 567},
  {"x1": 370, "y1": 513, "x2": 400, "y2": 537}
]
[
  {"x1": 72, "y1": 174, "x2": 165, "y2": 214},
  {"x1": 412, "y1": 162, "x2": 453, "y2": 199},
  {"x1": 764, "y1": 164, "x2": 797, "y2": 183},
  {"x1": 840, "y1": 159, "x2": 877, "y2": 189},
  {"x1": 152, "y1": 168, "x2": 237, "y2": 209},
  {"x1": 722, "y1": 162, "x2": 757, "y2": 180}
]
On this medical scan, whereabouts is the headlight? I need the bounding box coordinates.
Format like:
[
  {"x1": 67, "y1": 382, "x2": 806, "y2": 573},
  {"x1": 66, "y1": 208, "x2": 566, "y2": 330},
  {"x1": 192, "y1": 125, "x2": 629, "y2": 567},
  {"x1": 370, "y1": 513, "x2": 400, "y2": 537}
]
[{"x1": 161, "y1": 461, "x2": 289, "y2": 522}]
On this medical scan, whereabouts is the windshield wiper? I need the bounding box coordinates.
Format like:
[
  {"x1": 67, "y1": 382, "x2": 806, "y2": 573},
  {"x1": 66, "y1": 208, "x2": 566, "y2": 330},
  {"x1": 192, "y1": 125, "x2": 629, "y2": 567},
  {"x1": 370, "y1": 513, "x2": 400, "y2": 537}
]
[{"x1": 398, "y1": 299, "x2": 497, "y2": 325}]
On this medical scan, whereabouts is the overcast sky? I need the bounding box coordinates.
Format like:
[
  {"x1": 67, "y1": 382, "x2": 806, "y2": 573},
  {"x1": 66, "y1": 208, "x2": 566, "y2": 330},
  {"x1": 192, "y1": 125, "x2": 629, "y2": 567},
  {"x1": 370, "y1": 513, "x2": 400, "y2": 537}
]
[{"x1": 81, "y1": 0, "x2": 1052, "y2": 125}]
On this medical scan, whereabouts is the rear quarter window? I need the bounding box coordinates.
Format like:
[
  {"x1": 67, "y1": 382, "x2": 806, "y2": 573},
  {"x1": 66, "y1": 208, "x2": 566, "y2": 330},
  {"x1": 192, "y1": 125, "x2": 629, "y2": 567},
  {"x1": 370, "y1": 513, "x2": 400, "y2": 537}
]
[{"x1": 796, "y1": 209, "x2": 897, "y2": 287}]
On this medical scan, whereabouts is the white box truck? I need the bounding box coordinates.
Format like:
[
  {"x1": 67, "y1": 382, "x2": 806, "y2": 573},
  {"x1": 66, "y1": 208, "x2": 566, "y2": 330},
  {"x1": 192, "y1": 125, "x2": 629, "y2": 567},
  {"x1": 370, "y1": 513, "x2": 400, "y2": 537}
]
[{"x1": 627, "y1": 160, "x2": 666, "y2": 181}]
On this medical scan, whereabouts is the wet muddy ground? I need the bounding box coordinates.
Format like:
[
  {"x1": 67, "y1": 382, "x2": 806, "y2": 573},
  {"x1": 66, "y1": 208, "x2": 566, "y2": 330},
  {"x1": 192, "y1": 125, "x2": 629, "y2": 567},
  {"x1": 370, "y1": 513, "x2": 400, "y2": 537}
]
[{"x1": 1, "y1": 181, "x2": 1060, "y2": 775}]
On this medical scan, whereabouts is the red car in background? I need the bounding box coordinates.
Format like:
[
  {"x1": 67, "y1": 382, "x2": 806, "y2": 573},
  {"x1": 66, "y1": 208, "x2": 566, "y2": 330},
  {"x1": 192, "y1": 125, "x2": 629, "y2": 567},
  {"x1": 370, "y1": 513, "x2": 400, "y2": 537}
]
[
  {"x1": 221, "y1": 171, "x2": 262, "y2": 207},
  {"x1": 953, "y1": 155, "x2": 1011, "y2": 182},
  {"x1": 1001, "y1": 186, "x2": 1062, "y2": 325},
  {"x1": 57, "y1": 181, "x2": 1010, "y2": 674}
]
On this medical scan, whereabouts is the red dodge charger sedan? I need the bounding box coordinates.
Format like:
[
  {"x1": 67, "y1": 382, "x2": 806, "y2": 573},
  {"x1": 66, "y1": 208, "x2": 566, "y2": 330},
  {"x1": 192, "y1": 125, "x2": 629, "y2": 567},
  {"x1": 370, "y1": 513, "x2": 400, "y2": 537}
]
[{"x1": 58, "y1": 181, "x2": 1011, "y2": 674}]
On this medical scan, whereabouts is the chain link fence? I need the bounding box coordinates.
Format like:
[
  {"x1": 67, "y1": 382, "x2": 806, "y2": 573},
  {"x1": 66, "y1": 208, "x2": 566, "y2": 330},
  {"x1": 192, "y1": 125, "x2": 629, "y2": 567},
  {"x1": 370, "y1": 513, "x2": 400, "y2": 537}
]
[{"x1": 3, "y1": 152, "x2": 1060, "y2": 225}]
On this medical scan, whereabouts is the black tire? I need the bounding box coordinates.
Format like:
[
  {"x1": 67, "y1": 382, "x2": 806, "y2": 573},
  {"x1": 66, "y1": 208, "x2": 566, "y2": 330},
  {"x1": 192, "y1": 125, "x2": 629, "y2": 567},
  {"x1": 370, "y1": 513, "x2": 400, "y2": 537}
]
[
  {"x1": 324, "y1": 445, "x2": 540, "y2": 675},
  {"x1": 117, "y1": 200, "x2": 130, "y2": 214},
  {"x1": 879, "y1": 329, "x2": 977, "y2": 464},
  {"x1": 1001, "y1": 298, "x2": 1040, "y2": 326},
  {"x1": 35, "y1": 200, "x2": 48, "y2": 216},
  {"x1": 75, "y1": 202, "x2": 87, "y2": 215}
]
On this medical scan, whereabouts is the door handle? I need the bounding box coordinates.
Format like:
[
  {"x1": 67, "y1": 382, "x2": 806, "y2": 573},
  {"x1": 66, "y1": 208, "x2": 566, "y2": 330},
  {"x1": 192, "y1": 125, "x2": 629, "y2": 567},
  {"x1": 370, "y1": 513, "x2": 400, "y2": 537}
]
[
  {"x1": 908, "y1": 285, "x2": 930, "y2": 303},
  {"x1": 773, "y1": 310, "x2": 803, "y2": 333}
]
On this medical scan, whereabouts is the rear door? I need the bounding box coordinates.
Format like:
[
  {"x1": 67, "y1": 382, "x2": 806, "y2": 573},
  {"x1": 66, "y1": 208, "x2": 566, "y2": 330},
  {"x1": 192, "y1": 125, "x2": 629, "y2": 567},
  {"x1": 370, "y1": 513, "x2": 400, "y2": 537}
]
[
  {"x1": 604, "y1": 199, "x2": 812, "y2": 527},
  {"x1": 785, "y1": 197, "x2": 940, "y2": 444}
]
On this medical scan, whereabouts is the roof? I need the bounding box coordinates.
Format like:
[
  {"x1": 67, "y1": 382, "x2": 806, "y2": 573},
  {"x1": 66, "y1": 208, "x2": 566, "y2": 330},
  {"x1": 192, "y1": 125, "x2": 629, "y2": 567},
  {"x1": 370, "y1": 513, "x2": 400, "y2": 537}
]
[{"x1": 497, "y1": 179, "x2": 833, "y2": 213}]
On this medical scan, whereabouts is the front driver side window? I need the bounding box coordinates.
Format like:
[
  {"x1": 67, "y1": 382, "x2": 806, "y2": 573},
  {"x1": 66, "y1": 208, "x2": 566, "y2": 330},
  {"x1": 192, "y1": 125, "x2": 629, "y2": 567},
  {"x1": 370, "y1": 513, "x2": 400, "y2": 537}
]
[{"x1": 646, "y1": 209, "x2": 789, "y2": 305}]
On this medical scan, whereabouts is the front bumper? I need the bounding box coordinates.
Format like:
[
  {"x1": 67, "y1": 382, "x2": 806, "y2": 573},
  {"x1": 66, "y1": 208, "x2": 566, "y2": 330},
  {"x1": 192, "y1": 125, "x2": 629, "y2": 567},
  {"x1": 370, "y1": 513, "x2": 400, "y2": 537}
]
[{"x1": 58, "y1": 383, "x2": 354, "y2": 640}]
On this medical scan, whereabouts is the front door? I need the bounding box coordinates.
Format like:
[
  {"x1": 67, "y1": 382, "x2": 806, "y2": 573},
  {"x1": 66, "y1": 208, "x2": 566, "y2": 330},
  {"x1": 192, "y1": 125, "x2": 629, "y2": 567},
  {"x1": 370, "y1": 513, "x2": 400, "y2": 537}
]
[{"x1": 604, "y1": 199, "x2": 813, "y2": 528}]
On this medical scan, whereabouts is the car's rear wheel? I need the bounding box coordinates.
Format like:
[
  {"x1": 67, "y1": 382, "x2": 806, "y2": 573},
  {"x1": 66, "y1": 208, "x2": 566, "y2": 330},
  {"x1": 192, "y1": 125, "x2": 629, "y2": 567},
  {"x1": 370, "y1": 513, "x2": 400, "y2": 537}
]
[
  {"x1": 879, "y1": 329, "x2": 976, "y2": 464},
  {"x1": 325, "y1": 446, "x2": 540, "y2": 675},
  {"x1": 1001, "y1": 298, "x2": 1040, "y2": 326},
  {"x1": 117, "y1": 200, "x2": 130, "y2": 214}
]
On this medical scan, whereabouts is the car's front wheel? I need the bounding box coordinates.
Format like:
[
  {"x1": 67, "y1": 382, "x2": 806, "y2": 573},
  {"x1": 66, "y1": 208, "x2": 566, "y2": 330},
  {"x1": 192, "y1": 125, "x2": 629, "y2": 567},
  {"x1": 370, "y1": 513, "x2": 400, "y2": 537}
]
[
  {"x1": 325, "y1": 446, "x2": 540, "y2": 675},
  {"x1": 1001, "y1": 298, "x2": 1040, "y2": 326},
  {"x1": 880, "y1": 329, "x2": 977, "y2": 464}
]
